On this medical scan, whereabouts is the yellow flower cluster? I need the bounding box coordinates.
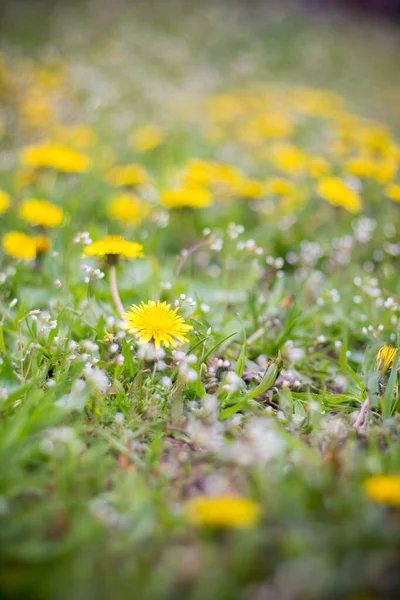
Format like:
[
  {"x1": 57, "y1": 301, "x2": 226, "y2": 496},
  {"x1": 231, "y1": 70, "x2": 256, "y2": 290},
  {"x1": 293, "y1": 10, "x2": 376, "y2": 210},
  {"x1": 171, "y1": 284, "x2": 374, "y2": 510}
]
[{"x1": 2, "y1": 231, "x2": 52, "y2": 261}]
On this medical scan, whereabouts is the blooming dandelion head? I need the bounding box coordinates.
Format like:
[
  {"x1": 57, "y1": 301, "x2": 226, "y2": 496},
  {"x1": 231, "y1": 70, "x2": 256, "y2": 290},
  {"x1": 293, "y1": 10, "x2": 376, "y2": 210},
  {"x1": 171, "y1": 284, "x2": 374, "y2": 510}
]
[
  {"x1": 124, "y1": 300, "x2": 193, "y2": 348},
  {"x1": 20, "y1": 143, "x2": 91, "y2": 173},
  {"x1": 184, "y1": 494, "x2": 261, "y2": 528},
  {"x1": 376, "y1": 345, "x2": 398, "y2": 371},
  {"x1": 160, "y1": 186, "x2": 212, "y2": 209},
  {"x1": 19, "y1": 199, "x2": 63, "y2": 228},
  {"x1": 317, "y1": 177, "x2": 362, "y2": 214},
  {"x1": 107, "y1": 194, "x2": 150, "y2": 225},
  {"x1": 83, "y1": 235, "x2": 144, "y2": 262},
  {"x1": 106, "y1": 164, "x2": 149, "y2": 188},
  {"x1": 3, "y1": 231, "x2": 36, "y2": 261}
]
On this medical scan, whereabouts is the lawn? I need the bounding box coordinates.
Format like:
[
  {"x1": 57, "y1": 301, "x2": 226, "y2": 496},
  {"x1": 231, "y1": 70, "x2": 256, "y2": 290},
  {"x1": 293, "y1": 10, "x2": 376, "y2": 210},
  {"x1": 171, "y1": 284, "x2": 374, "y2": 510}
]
[{"x1": 0, "y1": 1, "x2": 400, "y2": 599}]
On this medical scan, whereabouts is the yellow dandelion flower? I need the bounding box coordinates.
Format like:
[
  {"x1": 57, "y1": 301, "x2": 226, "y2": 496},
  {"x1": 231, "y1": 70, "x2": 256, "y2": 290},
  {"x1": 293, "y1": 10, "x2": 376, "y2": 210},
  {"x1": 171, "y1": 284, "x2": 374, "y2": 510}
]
[
  {"x1": 265, "y1": 178, "x2": 294, "y2": 196},
  {"x1": 34, "y1": 235, "x2": 51, "y2": 255},
  {"x1": 83, "y1": 235, "x2": 144, "y2": 260},
  {"x1": 124, "y1": 300, "x2": 193, "y2": 348},
  {"x1": 346, "y1": 156, "x2": 376, "y2": 178},
  {"x1": 0, "y1": 189, "x2": 11, "y2": 214},
  {"x1": 68, "y1": 125, "x2": 97, "y2": 148},
  {"x1": 364, "y1": 474, "x2": 400, "y2": 507},
  {"x1": 130, "y1": 125, "x2": 164, "y2": 152},
  {"x1": 376, "y1": 345, "x2": 398, "y2": 371},
  {"x1": 106, "y1": 164, "x2": 149, "y2": 188},
  {"x1": 3, "y1": 231, "x2": 36, "y2": 261},
  {"x1": 233, "y1": 178, "x2": 265, "y2": 199},
  {"x1": 20, "y1": 143, "x2": 91, "y2": 173},
  {"x1": 270, "y1": 144, "x2": 305, "y2": 175},
  {"x1": 160, "y1": 186, "x2": 212, "y2": 209},
  {"x1": 184, "y1": 494, "x2": 261, "y2": 528},
  {"x1": 385, "y1": 184, "x2": 400, "y2": 203},
  {"x1": 108, "y1": 194, "x2": 150, "y2": 225},
  {"x1": 317, "y1": 177, "x2": 362, "y2": 214},
  {"x1": 19, "y1": 199, "x2": 63, "y2": 228}
]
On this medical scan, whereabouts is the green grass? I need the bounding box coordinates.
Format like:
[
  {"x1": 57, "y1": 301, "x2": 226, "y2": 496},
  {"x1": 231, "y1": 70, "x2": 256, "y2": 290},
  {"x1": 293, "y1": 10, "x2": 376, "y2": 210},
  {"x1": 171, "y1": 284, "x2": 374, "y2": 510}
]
[{"x1": 0, "y1": 1, "x2": 400, "y2": 598}]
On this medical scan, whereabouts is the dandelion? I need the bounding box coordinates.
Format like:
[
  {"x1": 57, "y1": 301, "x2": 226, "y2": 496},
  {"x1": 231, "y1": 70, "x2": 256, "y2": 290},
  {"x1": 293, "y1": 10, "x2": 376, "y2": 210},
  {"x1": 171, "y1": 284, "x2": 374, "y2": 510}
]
[
  {"x1": 160, "y1": 186, "x2": 212, "y2": 209},
  {"x1": 364, "y1": 474, "x2": 400, "y2": 507},
  {"x1": 317, "y1": 177, "x2": 362, "y2": 214},
  {"x1": 83, "y1": 235, "x2": 144, "y2": 317},
  {"x1": 20, "y1": 143, "x2": 91, "y2": 173},
  {"x1": 108, "y1": 194, "x2": 150, "y2": 225},
  {"x1": 3, "y1": 231, "x2": 36, "y2": 261},
  {"x1": 124, "y1": 300, "x2": 193, "y2": 348},
  {"x1": 106, "y1": 164, "x2": 149, "y2": 188},
  {"x1": 82, "y1": 235, "x2": 144, "y2": 262},
  {"x1": 130, "y1": 125, "x2": 164, "y2": 152},
  {"x1": 184, "y1": 494, "x2": 261, "y2": 528},
  {"x1": 376, "y1": 345, "x2": 398, "y2": 371},
  {"x1": 19, "y1": 199, "x2": 63, "y2": 228},
  {"x1": 0, "y1": 190, "x2": 10, "y2": 214}
]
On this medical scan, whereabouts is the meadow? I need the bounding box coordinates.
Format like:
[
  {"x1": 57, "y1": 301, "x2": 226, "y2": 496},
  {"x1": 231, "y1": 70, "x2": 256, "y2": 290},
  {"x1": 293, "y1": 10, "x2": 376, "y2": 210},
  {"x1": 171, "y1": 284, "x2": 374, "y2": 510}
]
[{"x1": 0, "y1": 1, "x2": 400, "y2": 598}]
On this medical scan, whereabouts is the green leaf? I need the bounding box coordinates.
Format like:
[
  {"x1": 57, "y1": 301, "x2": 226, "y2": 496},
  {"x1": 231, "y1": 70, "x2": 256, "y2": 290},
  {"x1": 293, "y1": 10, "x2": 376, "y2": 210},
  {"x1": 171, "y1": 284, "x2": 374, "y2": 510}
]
[
  {"x1": 248, "y1": 359, "x2": 279, "y2": 399},
  {"x1": 200, "y1": 331, "x2": 238, "y2": 364}
]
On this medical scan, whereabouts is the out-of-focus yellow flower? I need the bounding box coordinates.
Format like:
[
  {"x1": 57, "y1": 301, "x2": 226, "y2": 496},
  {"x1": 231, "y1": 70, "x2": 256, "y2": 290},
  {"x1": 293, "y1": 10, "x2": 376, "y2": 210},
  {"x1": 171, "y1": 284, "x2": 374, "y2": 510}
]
[
  {"x1": 317, "y1": 177, "x2": 362, "y2": 214},
  {"x1": 266, "y1": 178, "x2": 295, "y2": 197},
  {"x1": 3, "y1": 231, "x2": 36, "y2": 261},
  {"x1": 373, "y1": 159, "x2": 397, "y2": 184},
  {"x1": 270, "y1": 144, "x2": 305, "y2": 175},
  {"x1": 346, "y1": 156, "x2": 376, "y2": 178},
  {"x1": 376, "y1": 345, "x2": 398, "y2": 371},
  {"x1": 364, "y1": 474, "x2": 400, "y2": 506},
  {"x1": 250, "y1": 113, "x2": 293, "y2": 138},
  {"x1": 124, "y1": 300, "x2": 193, "y2": 348},
  {"x1": 160, "y1": 186, "x2": 212, "y2": 209},
  {"x1": 34, "y1": 235, "x2": 51, "y2": 255},
  {"x1": 106, "y1": 164, "x2": 149, "y2": 188},
  {"x1": 385, "y1": 184, "x2": 400, "y2": 203},
  {"x1": 19, "y1": 199, "x2": 63, "y2": 228},
  {"x1": 108, "y1": 193, "x2": 150, "y2": 225},
  {"x1": 20, "y1": 143, "x2": 91, "y2": 173},
  {"x1": 0, "y1": 190, "x2": 10, "y2": 214},
  {"x1": 83, "y1": 235, "x2": 144, "y2": 261},
  {"x1": 184, "y1": 494, "x2": 261, "y2": 528},
  {"x1": 233, "y1": 178, "x2": 265, "y2": 199},
  {"x1": 303, "y1": 155, "x2": 329, "y2": 178},
  {"x1": 130, "y1": 125, "x2": 164, "y2": 152}
]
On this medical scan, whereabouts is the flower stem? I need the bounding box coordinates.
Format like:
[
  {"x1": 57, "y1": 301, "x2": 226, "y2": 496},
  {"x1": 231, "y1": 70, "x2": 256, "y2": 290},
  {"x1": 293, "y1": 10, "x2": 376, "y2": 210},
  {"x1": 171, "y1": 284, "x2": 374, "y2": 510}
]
[
  {"x1": 109, "y1": 265, "x2": 125, "y2": 317},
  {"x1": 354, "y1": 397, "x2": 369, "y2": 428}
]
